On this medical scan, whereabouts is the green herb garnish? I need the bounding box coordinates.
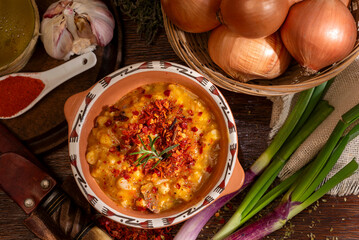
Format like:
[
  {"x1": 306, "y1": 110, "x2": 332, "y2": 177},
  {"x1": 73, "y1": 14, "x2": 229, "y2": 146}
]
[{"x1": 130, "y1": 135, "x2": 179, "y2": 169}]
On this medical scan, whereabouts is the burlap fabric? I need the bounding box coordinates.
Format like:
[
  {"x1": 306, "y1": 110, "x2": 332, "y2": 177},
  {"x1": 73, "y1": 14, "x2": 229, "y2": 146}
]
[{"x1": 269, "y1": 57, "x2": 359, "y2": 196}]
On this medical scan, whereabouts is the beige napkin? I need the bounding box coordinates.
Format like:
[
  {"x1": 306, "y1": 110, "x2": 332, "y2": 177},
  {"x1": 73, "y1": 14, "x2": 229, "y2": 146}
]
[{"x1": 269, "y1": 57, "x2": 359, "y2": 196}]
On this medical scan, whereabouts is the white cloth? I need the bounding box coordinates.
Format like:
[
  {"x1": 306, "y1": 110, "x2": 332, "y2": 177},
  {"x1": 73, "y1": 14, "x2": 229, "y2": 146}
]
[{"x1": 269, "y1": 57, "x2": 359, "y2": 196}]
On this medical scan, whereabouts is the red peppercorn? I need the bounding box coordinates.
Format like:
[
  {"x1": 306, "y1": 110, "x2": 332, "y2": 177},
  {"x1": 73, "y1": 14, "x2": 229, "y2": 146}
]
[
  {"x1": 105, "y1": 119, "x2": 112, "y2": 126},
  {"x1": 180, "y1": 122, "x2": 188, "y2": 129},
  {"x1": 164, "y1": 89, "x2": 171, "y2": 96},
  {"x1": 109, "y1": 106, "x2": 119, "y2": 112},
  {"x1": 191, "y1": 127, "x2": 198, "y2": 132}
]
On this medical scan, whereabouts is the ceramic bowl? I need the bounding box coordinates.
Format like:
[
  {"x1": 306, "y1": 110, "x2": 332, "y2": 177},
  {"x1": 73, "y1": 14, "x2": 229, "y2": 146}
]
[
  {"x1": 64, "y1": 61, "x2": 244, "y2": 228},
  {"x1": 0, "y1": 0, "x2": 40, "y2": 76}
]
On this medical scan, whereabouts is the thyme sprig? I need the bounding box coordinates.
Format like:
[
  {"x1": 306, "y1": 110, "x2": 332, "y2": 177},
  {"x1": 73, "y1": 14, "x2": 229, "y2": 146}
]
[
  {"x1": 130, "y1": 135, "x2": 179, "y2": 169},
  {"x1": 115, "y1": 0, "x2": 163, "y2": 45}
]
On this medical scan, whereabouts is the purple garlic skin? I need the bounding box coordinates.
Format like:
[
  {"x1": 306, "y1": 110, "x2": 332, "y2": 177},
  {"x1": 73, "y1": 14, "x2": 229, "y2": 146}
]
[{"x1": 41, "y1": 0, "x2": 115, "y2": 60}]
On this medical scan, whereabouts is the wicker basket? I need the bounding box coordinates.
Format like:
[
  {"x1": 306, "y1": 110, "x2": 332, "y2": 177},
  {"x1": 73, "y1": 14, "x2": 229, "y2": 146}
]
[{"x1": 162, "y1": 2, "x2": 359, "y2": 96}]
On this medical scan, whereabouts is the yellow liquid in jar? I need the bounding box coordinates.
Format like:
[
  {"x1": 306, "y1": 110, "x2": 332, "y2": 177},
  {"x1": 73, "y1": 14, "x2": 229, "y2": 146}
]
[{"x1": 0, "y1": 0, "x2": 35, "y2": 67}]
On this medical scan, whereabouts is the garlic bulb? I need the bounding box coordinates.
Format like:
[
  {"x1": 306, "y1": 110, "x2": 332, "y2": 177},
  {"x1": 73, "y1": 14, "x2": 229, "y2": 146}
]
[
  {"x1": 41, "y1": 0, "x2": 115, "y2": 60},
  {"x1": 208, "y1": 25, "x2": 292, "y2": 82}
]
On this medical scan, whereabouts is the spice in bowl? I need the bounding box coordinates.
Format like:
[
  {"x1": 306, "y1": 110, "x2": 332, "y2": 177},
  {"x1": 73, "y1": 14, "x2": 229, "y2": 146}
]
[
  {"x1": 0, "y1": 76, "x2": 44, "y2": 118},
  {"x1": 86, "y1": 82, "x2": 221, "y2": 213}
]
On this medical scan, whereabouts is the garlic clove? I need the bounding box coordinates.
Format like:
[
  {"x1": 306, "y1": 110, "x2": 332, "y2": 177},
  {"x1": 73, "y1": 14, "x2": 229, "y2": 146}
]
[
  {"x1": 88, "y1": 13, "x2": 115, "y2": 46},
  {"x1": 64, "y1": 5, "x2": 96, "y2": 55},
  {"x1": 72, "y1": 0, "x2": 115, "y2": 46},
  {"x1": 41, "y1": 15, "x2": 74, "y2": 60},
  {"x1": 75, "y1": 16, "x2": 97, "y2": 44},
  {"x1": 43, "y1": 0, "x2": 71, "y2": 18}
]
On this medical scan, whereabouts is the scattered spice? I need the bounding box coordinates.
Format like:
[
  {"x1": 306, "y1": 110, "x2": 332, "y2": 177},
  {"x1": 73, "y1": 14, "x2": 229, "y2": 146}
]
[
  {"x1": 0, "y1": 76, "x2": 44, "y2": 117},
  {"x1": 97, "y1": 216, "x2": 173, "y2": 240},
  {"x1": 219, "y1": 218, "x2": 226, "y2": 224}
]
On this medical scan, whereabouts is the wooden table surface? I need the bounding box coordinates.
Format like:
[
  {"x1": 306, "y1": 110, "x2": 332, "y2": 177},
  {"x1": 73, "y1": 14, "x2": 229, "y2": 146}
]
[{"x1": 1, "y1": 13, "x2": 359, "y2": 240}]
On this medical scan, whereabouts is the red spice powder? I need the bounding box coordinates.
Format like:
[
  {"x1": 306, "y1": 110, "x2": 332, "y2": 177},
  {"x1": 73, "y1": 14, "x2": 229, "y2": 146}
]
[{"x1": 0, "y1": 76, "x2": 45, "y2": 117}]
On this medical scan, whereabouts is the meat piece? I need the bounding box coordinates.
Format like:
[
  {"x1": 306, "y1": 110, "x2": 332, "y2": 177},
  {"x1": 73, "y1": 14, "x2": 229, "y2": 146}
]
[{"x1": 140, "y1": 183, "x2": 160, "y2": 213}]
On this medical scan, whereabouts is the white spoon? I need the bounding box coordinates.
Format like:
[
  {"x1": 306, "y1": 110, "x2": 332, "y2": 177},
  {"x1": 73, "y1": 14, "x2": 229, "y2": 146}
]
[{"x1": 0, "y1": 52, "x2": 97, "y2": 119}]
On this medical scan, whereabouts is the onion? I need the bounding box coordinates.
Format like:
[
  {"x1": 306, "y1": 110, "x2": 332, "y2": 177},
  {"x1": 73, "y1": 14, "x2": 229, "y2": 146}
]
[
  {"x1": 219, "y1": 0, "x2": 300, "y2": 38},
  {"x1": 208, "y1": 25, "x2": 291, "y2": 82},
  {"x1": 161, "y1": 0, "x2": 221, "y2": 33},
  {"x1": 280, "y1": 0, "x2": 357, "y2": 73}
]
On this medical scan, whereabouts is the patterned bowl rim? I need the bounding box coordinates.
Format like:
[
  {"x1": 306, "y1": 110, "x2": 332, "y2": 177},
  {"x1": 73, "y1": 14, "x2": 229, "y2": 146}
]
[{"x1": 68, "y1": 61, "x2": 239, "y2": 228}]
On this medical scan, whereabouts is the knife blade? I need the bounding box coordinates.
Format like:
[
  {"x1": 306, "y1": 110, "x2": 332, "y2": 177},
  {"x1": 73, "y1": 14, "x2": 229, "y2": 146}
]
[{"x1": 0, "y1": 123, "x2": 112, "y2": 240}]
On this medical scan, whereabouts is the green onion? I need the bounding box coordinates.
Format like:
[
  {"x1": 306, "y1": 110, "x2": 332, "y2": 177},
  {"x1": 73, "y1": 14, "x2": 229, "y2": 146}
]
[
  {"x1": 240, "y1": 167, "x2": 304, "y2": 226},
  {"x1": 213, "y1": 100, "x2": 334, "y2": 240},
  {"x1": 288, "y1": 81, "x2": 329, "y2": 138},
  {"x1": 250, "y1": 88, "x2": 314, "y2": 174},
  {"x1": 289, "y1": 159, "x2": 358, "y2": 218},
  {"x1": 291, "y1": 102, "x2": 359, "y2": 202},
  {"x1": 221, "y1": 101, "x2": 359, "y2": 240},
  {"x1": 225, "y1": 160, "x2": 358, "y2": 240}
]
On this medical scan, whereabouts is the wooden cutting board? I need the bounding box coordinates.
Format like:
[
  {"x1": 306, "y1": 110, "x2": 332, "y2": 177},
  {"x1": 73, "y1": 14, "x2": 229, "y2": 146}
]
[{"x1": 0, "y1": 0, "x2": 123, "y2": 154}]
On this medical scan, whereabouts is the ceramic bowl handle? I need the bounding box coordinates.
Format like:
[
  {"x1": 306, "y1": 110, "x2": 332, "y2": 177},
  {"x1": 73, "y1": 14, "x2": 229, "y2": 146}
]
[
  {"x1": 218, "y1": 158, "x2": 245, "y2": 197},
  {"x1": 64, "y1": 89, "x2": 91, "y2": 132}
]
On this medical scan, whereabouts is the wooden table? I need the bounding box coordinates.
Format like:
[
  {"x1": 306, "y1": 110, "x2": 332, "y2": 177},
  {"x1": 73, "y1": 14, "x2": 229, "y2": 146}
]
[{"x1": 1, "y1": 13, "x2": 359, "y2": 240}]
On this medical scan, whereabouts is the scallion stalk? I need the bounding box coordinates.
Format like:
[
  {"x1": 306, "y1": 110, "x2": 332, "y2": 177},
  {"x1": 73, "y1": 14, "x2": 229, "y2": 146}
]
[
  {"x1": 225, "y1": 159, "x2": 358, "y2": 240},
  {"x1": 250, "y1": 88, "x2": 315, "y2": 174},
  {"x1": 239, "y1": 167, "x2": 304, "y2": 226},
  {"x1": 212, "y1": 101, "x2": 333, "y2": 240},
  {"x1": 287, "y1": 80, "x2": 328, "y2": 138},
  {"x1": 223, "y1": 102, "x2": 359, "y2": 240},
  {"x1": 291, "y1": 102, "x2": 359, "y2": 202}
]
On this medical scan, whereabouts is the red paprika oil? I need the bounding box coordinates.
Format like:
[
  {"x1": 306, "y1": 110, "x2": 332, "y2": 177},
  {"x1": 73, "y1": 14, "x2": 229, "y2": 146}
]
[{"x1": 0, "y1": 76, "x2": 45, "y2": 117}]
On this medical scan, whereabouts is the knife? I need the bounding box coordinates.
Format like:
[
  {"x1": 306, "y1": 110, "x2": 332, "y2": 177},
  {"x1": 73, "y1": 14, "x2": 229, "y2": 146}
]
[{"x1": 0, "y1": 123, "x2": 113, "y2": 240}]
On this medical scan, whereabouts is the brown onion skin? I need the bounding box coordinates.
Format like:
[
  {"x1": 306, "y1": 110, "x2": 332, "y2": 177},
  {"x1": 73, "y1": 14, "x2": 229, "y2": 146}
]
[
  {"x1": 208, "y1": 25, "x2": 292, "y2": 82},
  {"x1": 161, "y1": 0, "x2": 221, "y2": 33},
  {"x1": 219, "y1": 0, "x2": 294, "y2": 39},
  {"x1": 280, "y1": 0, "x2": 357, "y2": 73}
]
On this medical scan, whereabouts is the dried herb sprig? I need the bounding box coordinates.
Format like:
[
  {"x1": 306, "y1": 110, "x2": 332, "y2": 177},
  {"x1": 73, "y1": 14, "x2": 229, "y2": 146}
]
[
  {"x1": 115, "y1": 0, "x2": 163, "y2": 45},
  {"x1": 130, "y1": 135, "x2": 179, "y2": 169}
]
